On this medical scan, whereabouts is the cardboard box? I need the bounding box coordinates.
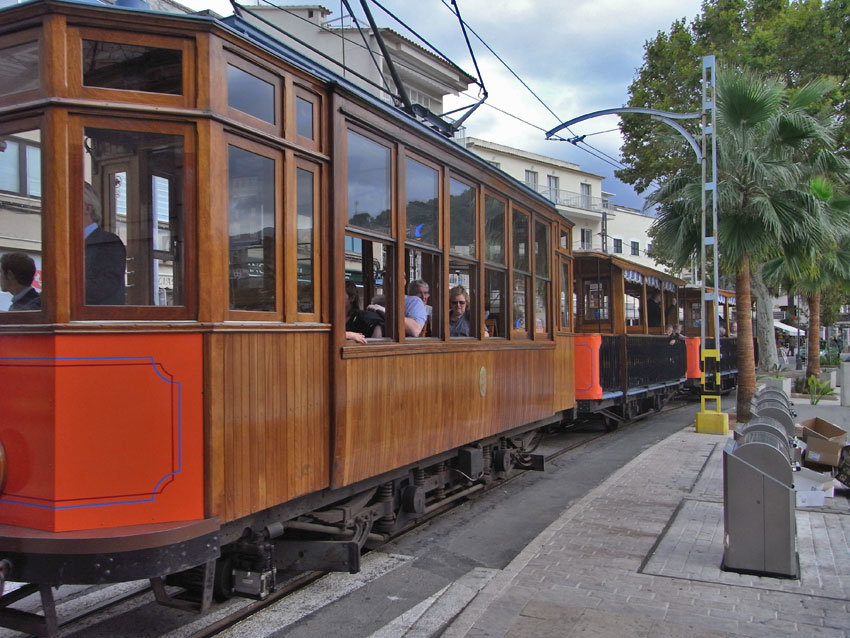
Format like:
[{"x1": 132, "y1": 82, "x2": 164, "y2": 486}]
[
  {"x1": 799, "y1": 417, "x2": 847, "y2": 445},
  {"x1": 796, "y1": 491, "x2": 826, "y2": 507},
  {"x1": 794, "y1": 465, "x2": 835, "y2": 493},
  {"x1": 804, "y1": 437, "x2": 843, "y2": 467}
]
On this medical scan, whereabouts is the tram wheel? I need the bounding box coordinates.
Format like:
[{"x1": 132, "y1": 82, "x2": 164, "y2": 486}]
[
  {"x1": 603, "y1": 415, "x2": 619, "y2": 432},
  {"x1": 213, "y1": 555, "x2": 234, "y2": 602}
]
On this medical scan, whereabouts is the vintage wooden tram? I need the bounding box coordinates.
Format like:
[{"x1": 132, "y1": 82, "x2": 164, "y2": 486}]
[{"x1": 0, "y1": 1, "x2": 738, "y2": 634}]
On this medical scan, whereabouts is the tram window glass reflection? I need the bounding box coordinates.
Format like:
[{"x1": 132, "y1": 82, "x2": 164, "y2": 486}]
[
  {"x1": 83, "y1": 40, "x2": 182, "y2": 95},
  {"x1": 347, "y1": 130, "x2": 391, "y2": 236},
  {"x1": 624, "y1": 283, "x2": 642, "y2": 326},
  {"x1": 449, "y1": 259, "x2": 478, "y2": 338},
  {"x1": 406, "y1": 248, "x2": 440, "y2": 338},
  {"x1": 534, "y1": 221, "x2": 550, "y2": 334},
  {"x1": 0, "y1": 41, "x2": 39, "y2": 97},
  {"x1": 484, "y1": 195, "x2": 505, "y2": 264},
  {"x1": 449, "y1": 179, "x2": 475, "y2": 257},
  {"x1": 296, "y1": 96, "x2": 314, "y2": 140},
  {"x1": 296, "y1": 166, "x2": 315, "y2": 314},
  {"x1": 512, "y1": 210, "x2": 530, "y2": 337},
  {"x1": 405, "y1": 158, "x2": 438, "y2": 247},
  {"x1": 227, "y1": 64, "x2": 275, "y2": 124},
  {"x1": 228, "y1": 145, "x2": 275, "y2": 312},
  {"x1": 560, "y1": 261, "x2": 570, "y2": 330},
  {"x1": 84, "y1": 127, "x2": 183, "y2": 307},
  {"x1": 346, "y1": 234, "x2": 394, "y2": 339},
  {"x1": 0, "y1": 129, "x2": 42, "y2": 313},
  {"x1": 485, "y1": 268, "x2": 505, "y2": 338},
  {"x1": 583, "y1": 279, "x2": 609, "y2": 321}
]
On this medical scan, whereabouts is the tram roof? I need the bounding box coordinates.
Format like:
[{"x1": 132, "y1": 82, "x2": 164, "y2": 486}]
[
  {"x1": 574, "y1": 251, "x2": 686, "y2": 286},
  {"x1": 0, "y1": 0, "x2": 562, "y2": 221}
]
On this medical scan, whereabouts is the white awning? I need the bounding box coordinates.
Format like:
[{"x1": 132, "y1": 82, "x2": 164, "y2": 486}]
[{"x1": 774, "y1": 320, "x2": 804, "y2": 335}]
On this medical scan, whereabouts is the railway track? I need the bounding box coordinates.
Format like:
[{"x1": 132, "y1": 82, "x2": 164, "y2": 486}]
[{"x1": 2, "y1": 400, "x2": 692, "y2": 638}]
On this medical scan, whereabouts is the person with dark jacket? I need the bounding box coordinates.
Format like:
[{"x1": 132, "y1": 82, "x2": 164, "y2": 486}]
[
  {"x1": 0, "y1": 252, "x2": 41, "y2": 311},
  {"x1": 84, "y1": 183, "x2": 126, "y2": 305}
]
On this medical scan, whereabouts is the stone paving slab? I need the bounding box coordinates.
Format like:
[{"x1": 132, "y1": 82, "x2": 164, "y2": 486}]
[{"x1": 445, "y1": 427, "x2": 850, "y2": 638}]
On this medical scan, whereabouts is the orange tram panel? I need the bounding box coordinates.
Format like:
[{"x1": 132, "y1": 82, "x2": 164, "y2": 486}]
[{"x1": 0, "y1": 333, "x2": 204, "y2": 532}]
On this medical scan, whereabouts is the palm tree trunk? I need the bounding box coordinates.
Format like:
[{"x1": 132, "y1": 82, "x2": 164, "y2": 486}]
[
  {"x1": 805, "y1": 292, "x2": 821, "y2": 379},
  {"x1": 735, "y1": 257, "x2": 756, "y2": 422},
  {"x1": 750, "y1": 266, "x2": 778, "y2": 372}
]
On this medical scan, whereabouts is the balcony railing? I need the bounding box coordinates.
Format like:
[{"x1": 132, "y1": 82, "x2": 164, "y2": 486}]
[{"x1": 524, "y1": 182, "x2": 609, "y2": 213}]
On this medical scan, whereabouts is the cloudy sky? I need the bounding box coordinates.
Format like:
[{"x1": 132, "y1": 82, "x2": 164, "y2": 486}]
[{"x1": 181, "y1": 0, "x2": 705, "y2": 208}]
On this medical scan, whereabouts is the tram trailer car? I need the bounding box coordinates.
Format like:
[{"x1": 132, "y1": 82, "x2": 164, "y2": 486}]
[{"x1": 0, "y1": 1, "x2": 577, "y2": 632}]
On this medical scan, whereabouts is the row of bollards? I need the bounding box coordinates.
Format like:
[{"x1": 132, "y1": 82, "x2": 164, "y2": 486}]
[{"x1": 722, "y1": 387, "x2": 799, "y2": 578}]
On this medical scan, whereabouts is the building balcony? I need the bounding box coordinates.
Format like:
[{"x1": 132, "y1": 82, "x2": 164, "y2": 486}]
[{"x1": 524, "y1": 183, "x2": 610, "y2": 217}]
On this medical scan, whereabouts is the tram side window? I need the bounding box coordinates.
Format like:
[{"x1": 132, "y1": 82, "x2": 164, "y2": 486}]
[
  {"x1": 583, "y1": 279, "x2": 609, "y2": 321},
  {"x1": 0, "y1": 129, "x2": 42, "y2": 313},
  {"x1": 228, "y1": 145, "x2": 276, "y2": 312},
  {"x1": 512, "y1": 209, "x2": 531, "y2": 337},
  {"x1": 449, "y1": 178, "x2": 478, "y2": 338},
  {"x1": 296, "y1": 166, "x2": 315, "y2": 314},
  {"x1": 82, "y1": 40, "x2": 182, "y2": 95},
  {"x1": 0, "y1": 41, "x2": 39, "y2": 97},
  {"x1": 559, "y1": 260, "x2": 571, "y2": 331},
  {"x1": 484, "y1": 195, "x2": 506, "y2": 337},
  {"x1": 406, "y1": 157, "x2": 440, "y2": 337},
  {"x1": 345, "y1": 235, "x2": 393, "y2": 339},
  {"x1": 534, "y1": 220, "x2": 550, "y2": 335},
  {"x1": 83, "y1": 128, "x2": 183, "y2": 307},
  {"x1": 624, "y1": 282, "x2": 642, "y2": 327},
  {"x1": 347, "y1": 130, "x2": 392, "y2": 237},
  {"x1": 227, "y1": 64, "x2": 275, "y2": 125}
]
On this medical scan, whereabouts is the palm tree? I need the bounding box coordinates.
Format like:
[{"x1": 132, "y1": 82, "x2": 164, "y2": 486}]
[
  {"x1": 762, "y1": 178, "x2": 850, "y2": 380},
  {"x1": 648, "y1": 72, "x2": 846, "y2": 422}
]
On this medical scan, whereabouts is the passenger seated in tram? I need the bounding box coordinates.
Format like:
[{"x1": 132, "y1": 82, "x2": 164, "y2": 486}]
[
  {"x1": 449, "y1": 285, "x2": 471, "y2": 337},
  {"x1": 83, "y1": 183, "x2": 126, "y2": 305},
  {"x1": 667, "y1": 324, "x2": 685, "y2": 345},
  {"x1": 406, "y1": 279, "x2": 430, "y2": 336},
  {"x1": 344, "y1": 280, "x2": 383, "y2": 343},
  {"x1": 0, "y1": 252, "x2": 41, "y2": 311}
]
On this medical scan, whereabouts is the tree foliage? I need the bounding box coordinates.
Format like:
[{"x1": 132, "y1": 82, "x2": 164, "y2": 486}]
[{"x1": 618, "y1": 0, "x2": 850, "y2": 194}]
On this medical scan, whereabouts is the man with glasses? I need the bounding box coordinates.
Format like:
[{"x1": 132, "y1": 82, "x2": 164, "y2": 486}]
[{"x1": 448, "y1": 285, "x2": 471, "y2": 337}]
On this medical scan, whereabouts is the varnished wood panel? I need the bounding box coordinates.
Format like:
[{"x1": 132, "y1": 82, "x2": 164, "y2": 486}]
[
  {"x1": 553, "y1": 335, "x2": 575, "y2": 412},
  {"x1": 334, "y1": 347, "x2": 555, "y2": 488},
  {"x1": 206, "y1": 331, "x2": 330, "y2": 522}
]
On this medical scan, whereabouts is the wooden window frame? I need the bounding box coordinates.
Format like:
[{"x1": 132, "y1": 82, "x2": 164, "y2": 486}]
[
  {"x1": 223, "y1": 51, "x2": 283, "y2": 137},
  {"x1": 70, "y1": 115, "x2": 197, "y2": 321},
  {"x1": 67, "y1": 26, "x2": 195, "y2": 108},
  {"x1": 224, "y1": 134, "x2": 284, "y2": 322},
  {"x1": 292, "y1": 84, "x2": 323, "y2": 152},
  {"x1": 403, "y1": 151, "x2": 442, "y2": 251},
  {"x1": 345, "y1": 125, "x2": 396, "y2": 242}
]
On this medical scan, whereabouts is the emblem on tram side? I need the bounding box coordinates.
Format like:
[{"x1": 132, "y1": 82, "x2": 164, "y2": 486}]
[{"x1": 479, "y1": 366, "x2": 487, "y2": 397}]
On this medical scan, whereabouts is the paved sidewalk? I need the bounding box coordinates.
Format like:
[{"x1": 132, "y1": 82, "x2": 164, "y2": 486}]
[{"x1": 444, "y1": 401, "x2": 850, "y2": 638}]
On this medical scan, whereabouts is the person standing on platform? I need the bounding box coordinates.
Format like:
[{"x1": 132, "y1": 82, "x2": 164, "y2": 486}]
[
  {"x1": 0, "y1": 252, "x2": 41, "y2": 311},
  {"x1": 84, "y1": 183, "x2": 126, "y2": 305}
]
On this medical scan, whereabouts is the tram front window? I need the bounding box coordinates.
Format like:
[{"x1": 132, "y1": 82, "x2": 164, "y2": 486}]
[
  {"x1": 83, "y1": 127, "x2": 184, "y2": 306},
  {"x1": 0, "y1": 128, "x2": 42, "y2": 314}
]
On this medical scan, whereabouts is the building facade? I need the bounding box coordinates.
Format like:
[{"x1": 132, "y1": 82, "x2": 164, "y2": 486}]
[{"x1": 463, "y1": 137, "x2": 660, "y2": 271}]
